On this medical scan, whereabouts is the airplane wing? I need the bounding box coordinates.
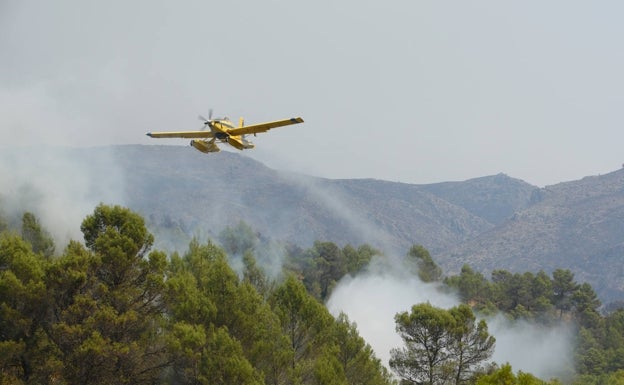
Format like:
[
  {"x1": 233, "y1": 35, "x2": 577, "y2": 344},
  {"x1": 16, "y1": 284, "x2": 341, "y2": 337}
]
[
  {"x1": 146, "y1": 131, "x2": 215, "y2": 139},
  {"x1": 227, "y1": 117, "x2": 304, "y2": 136}
]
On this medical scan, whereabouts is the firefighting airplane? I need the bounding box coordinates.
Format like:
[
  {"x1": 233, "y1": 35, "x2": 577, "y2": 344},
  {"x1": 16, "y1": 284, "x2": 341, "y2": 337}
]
[{"x1": 146, "y1": 111, "x2": 304, "y2": 153}]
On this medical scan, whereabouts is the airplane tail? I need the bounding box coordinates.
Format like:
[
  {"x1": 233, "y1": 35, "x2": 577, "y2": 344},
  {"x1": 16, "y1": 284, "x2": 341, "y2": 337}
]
[{"x1": 239, "y1": 116, "x2": 258, "y2": 137}]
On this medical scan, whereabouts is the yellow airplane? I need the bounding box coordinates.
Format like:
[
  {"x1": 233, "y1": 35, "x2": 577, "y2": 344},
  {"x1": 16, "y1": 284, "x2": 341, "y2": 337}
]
[{"x1": 146, "y1": 111, "x2": 304, "y2": 153}]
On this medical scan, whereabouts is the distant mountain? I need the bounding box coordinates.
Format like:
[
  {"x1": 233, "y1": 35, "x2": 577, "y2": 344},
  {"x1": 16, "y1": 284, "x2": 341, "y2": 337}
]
[
  {"x1": 112, "y1": 145, "x2": 494, "y2": 254},
  {"x1": 439, "y1": 169, "x2": 624, "y2": 302},
  {"x1": 2, "y1": 145, "x2": 622, "y2": 303},
  {"x1": 418, "y1": 173, "x2": 536, "y2": 225},
  {"x1": 110, "y1": 146, "x2": 623, "y2": 303}
]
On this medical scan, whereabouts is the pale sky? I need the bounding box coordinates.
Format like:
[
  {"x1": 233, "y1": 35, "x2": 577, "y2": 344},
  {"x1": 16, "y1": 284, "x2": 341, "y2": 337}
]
[{"x1": 2, "y1": 0, "x2": 623, "y2": 187}]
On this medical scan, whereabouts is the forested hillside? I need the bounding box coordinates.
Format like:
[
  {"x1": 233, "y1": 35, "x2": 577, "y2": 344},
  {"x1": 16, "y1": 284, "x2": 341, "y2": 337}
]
[
  {"x1": 2, "y1": 205, "x2": 624, "y2": 384},
  {"x1": 0, "y1": 205, "x2": 391, "y2": 384},
  {"x1": 121, "y1": 146, "x2": 624, "y2": 304},
  {"x1": 1, "y1": 145, "x2": 622, "y2": 304},
  {"x1": 113, "y1": 145, "x2": 494, "y2": 254},
  {"x1": 441, "y1": 168, "x2": 624, "y2": 303}
]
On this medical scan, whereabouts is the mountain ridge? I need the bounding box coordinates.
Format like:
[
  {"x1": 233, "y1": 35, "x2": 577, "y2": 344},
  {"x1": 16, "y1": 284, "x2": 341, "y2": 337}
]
[
  {"x1": 116, "y1": 146, "x2": 624, "y2": 303},
  {"x1": 440, "y1": 168, "x2": 624, "y2": 301}
]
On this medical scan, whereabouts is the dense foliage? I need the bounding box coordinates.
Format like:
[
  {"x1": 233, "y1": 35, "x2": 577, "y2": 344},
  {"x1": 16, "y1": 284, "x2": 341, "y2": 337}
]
[
  {"x1": 218, "y1": 220, "x2": 382, "y2": 302},
  {"x1": 390, "y1": 303, "x2": 495, "y2": 385},
  {"x1": 475, "y1": 364, "x2": 561, "y2": 385},
  {"x1": 1, "y1": 205, "x2": 623, "y2": 384},
  {"x1": 444, "y1": 264, "x2": 624, "y2": 382},
  {"x1": 0, "y1": 205, "x2": 391, "y2": 385}
]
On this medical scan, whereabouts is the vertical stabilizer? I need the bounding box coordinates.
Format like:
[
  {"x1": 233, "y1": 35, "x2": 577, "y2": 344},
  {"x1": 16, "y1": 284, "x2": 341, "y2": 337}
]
[{"x1": 239, "y1": 117, "x2": 245, "y2": 127}]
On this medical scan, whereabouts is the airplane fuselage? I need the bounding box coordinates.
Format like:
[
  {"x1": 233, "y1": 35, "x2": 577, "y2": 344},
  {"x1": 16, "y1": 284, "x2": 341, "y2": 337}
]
[{"x1": 201, "y1": 119, "x2": 255, "y2": 151}]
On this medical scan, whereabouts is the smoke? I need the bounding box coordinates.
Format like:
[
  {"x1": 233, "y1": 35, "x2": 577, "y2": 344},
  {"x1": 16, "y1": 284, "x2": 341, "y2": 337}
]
[
  {"x1": 0, "y1": 35, "x2": 129, "y2": 248},
  {"x1": 273, "y1": 172, "x2": 574, "y2": 380},
  {"x1": 326, "y1": 258, "x2": 460, "y2": 367},
  {"x1": 0, "y1": 146, "x2": 126, "y2": 248},
  {"x1": 277, "y1": 172, "x2": 400, "y2": 254},
  {"x1": 225, "y1": 238, "x2": 290, "y2": 281},
  {"x1": 326, "y1": 260, "x2": 575, "y2": 381},
  {"x1": 486, "y1": 315, "x2": 575, "y2": 380}
]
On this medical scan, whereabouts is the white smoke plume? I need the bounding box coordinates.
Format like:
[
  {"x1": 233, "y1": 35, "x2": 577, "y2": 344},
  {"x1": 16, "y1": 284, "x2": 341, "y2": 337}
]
[
  {"x1": 326, "y1": 258, "x2": 460, "y2": 367},
  {"x1": 326, "y1": 260, "x2": 575, "y2": 381},
  {"x1": 486, "y1": 315, "x2": 575, "y2": 380},
  {"x1": 277, "y1": 172, "x2": 400, "y2": 254},
  {"x1": 274, "y1": 173, "x2": 576, "y2": 380},
  {"x1": 0, "y1": 146, "x2": 126, "y2": 248},
  {"x1": 0, "y1": 55, "x2": 128, "y2": 248}
]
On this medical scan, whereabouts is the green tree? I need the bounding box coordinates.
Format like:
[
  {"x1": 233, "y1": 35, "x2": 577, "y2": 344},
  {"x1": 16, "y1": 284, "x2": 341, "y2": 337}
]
[
  {"x1": 0, "y1": 234, "x2": 56, "y2": 383},
  {"x1": 234, "y1": 282, "x2": 291, "y2": 385},
  {"x1": 489, "y1": 270, "x2": 554, "y2": 320},
  {"x1": 490, "y1": 270, "x2": 528, "y2": 314},
  {"x1": 572, "y1": 283, "x2": 601, "y2": 329},
  {"x1": 165, "y1": 243, "x2": 264, "y2": 384},
  {"x1": 166, "y1": 321, "x2": 209, "y2": 383},
  {"x1": 202, "y1": 251, "x2": 241, "y2": 328},
  {"x1": 271, "y1": 274, "x2": 334, "y2": 383},
  {"x1": 446, "y1": 267, "x2": 558, "y2": 321},
  {"x1": 390, "y1": 303, "x2": 495, "y2": 385},
  {"x1": 314, "y1": 347, "x2": 350, "y2": 385},
  {"x1": 165, "y1": 258, "x2": 217, "y2": 325},
  {"x1": 444, "y1": 265, "x2": 491, "y2": 307},
  {"x1": 475, "y1": 363, "x2": 561, "y2": 385},
  {"x1": 21, "y1": 212, "x2": 55, "y2": 257},
  {"x1": 284, "y1": 241, "x2": 381, "y2": 301},
  {"x1": 312, "y1": 241, "x2": 346, "y2": 300},
  {"x1": 168, "y1": 239, "x2": 291, "y2": 385},
  {"x1": 242, "y1": 250, "x2": 270, "y2": 297},
  {"x1": 448, "y1": 304, "x2": 495, "y2": 384},
  {"x1": 603, "y1": 309, "x2": 624, "y2": 372},
  {"x1": 570, "y1": 369, "x2": 624, "y2": 385},
  {"x1": 576, "y1": 341, "x2": 607, "y2": 375},
  {"x1": 552, "y1": 269, "x2": 578, "y2": 319},
  {"x1": 201, "y1": 326, "x2": 263, "y2": 385},
  {"x1": 390, "y1": 303, "x2": 455, "y2": 385},
  {"x1": 48, "y1": 204, "x2": 168, "y2": 384},
  {"x1": 343, "y1": 244, "x2": 380, "y2": 275},
  {"x1": 530, "y1": 271, "x2": 555, "y2": 319},
  {"x1": 333, "y1": 313, "x2": 393, "y2": 385},
  {"x1": 407, "y1": 245, "x2": 442, "y2": 282},
  {"x1": 476, "y1": 363, "x2": 515, "y2": 385},
  {"x1": 218, "y1": 220, "x2": 258, "y2": 255},
  {"x1": 80, "y1": 204, "x2": 155, "y2": 289},
  {"x1": 167, "y1": 322, "x2": 263, "y2": 385}
]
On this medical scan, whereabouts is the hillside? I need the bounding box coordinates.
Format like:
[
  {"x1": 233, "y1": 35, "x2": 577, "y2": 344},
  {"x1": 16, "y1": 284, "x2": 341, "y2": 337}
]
[
  {"x1": 439, "y1": 169, "x2": 624, "y2": 302},
  {"x1": 114, "y1": 146, "x2": 624, "y2": 303},
  {"x1": 1, "y1": 145, "x2": 622, "y2": 303},
  {"x1": 112, "y1": 145, "x2": 493, "y2": 254},
  {"x1": 418, "y1": 173, "x2": 537, "y2": 225}
]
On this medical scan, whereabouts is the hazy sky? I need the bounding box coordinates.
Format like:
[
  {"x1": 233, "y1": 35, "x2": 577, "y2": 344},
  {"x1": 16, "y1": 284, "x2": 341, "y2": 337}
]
[{"x1": 2, "y1": 0, "x2": 623, "y2": 186}]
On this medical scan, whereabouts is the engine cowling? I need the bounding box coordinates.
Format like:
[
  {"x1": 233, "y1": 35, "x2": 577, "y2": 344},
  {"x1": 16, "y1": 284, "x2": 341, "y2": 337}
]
[{"x1": 190, "y1": 140, "x2": 220, "y2": 153}]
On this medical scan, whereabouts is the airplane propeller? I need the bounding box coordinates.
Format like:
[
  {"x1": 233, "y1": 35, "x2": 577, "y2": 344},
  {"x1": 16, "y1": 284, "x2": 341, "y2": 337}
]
[{"x1": 198, "y1": 109, "x2": 214, "y2": 130}]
